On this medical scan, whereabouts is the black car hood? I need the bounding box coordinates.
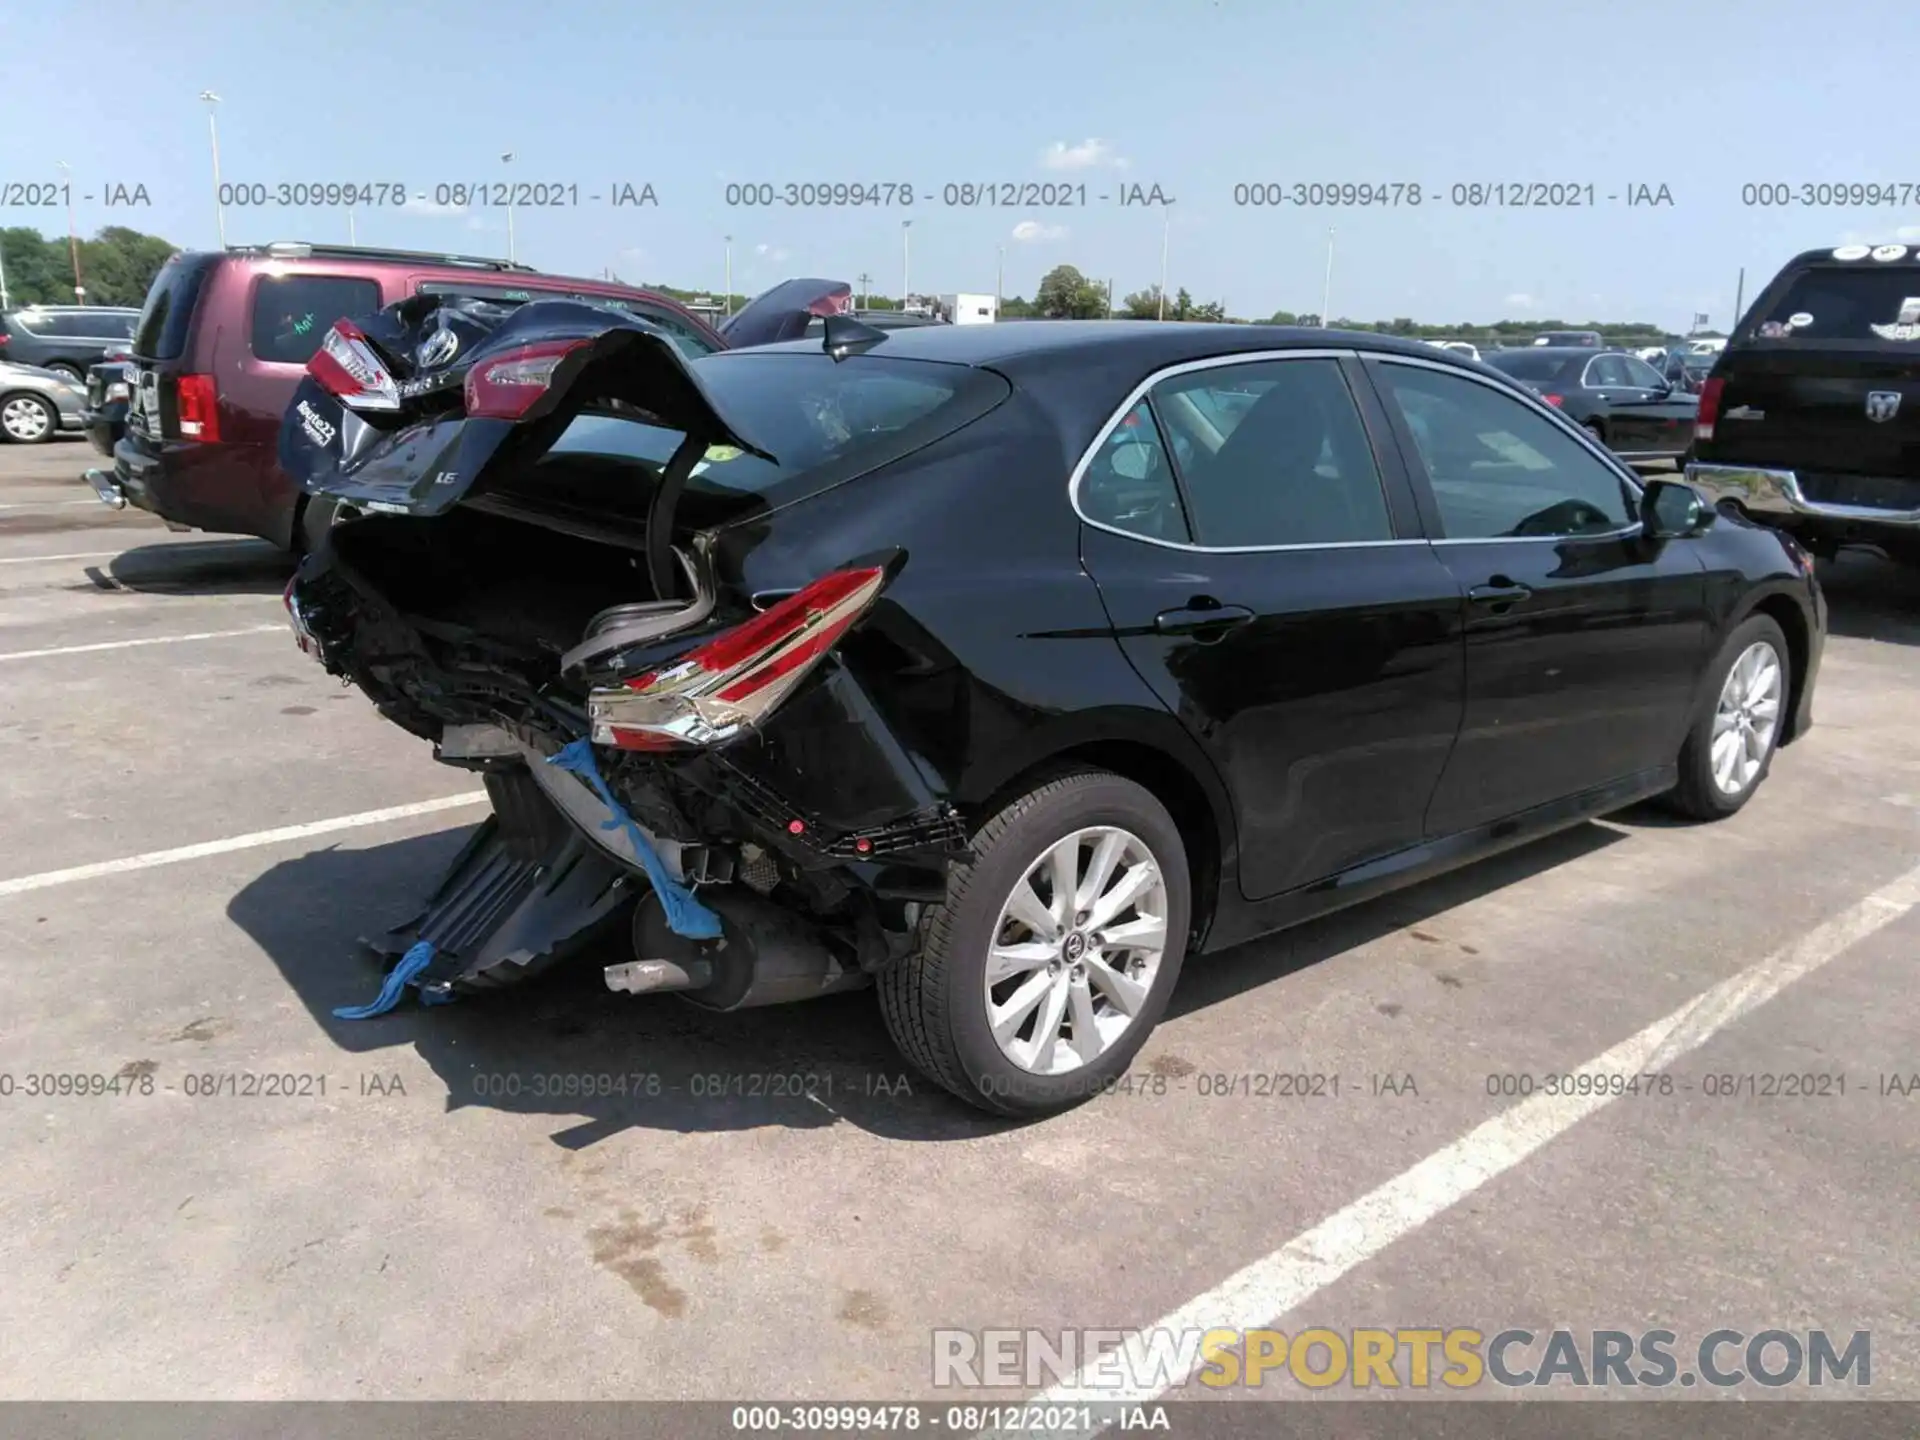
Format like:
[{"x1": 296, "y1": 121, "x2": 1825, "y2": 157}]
[{"x1": 278, "y1": 299, "x2": 777, "y2": 519}]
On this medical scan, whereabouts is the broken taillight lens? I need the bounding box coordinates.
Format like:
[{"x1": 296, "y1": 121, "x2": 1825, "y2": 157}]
[
  {"x1": 587, "y1": 566, "x2": 889, "y2": 752},
  {"x1": 463, "y1": 338, "x2": 592, "y2": 419},
  {"x1": 307, "y1": 320, "x2": 400, "y2": 411}
]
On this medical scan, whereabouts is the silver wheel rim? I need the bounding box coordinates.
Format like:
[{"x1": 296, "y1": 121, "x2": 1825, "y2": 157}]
[
  {"x1": 1711, "y1": 640, "x2": 1783, "y2": 796},
  {"x1": 984, "y1": 825, "x2": 1169, "y2": 1076},
  {"x1": 2, "y1": 397, "x2": 50, "y2": 440}
]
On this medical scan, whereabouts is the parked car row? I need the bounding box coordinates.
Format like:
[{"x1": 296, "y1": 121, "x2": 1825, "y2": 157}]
[{"x1": 0, "y1": 304, "x2": 139, "y2": 382}]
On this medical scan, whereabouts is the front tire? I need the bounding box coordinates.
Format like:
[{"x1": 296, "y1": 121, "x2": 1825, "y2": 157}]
[
  {"x1": 876, "y1": 770, "x2": 1191, "y2": 1117},
  {"x1": 1665, "y1": 615, "x2": 1789, "y2": 820},
  {"x1": 0, "y1": 393, "x2": 57, "y2": 444}
]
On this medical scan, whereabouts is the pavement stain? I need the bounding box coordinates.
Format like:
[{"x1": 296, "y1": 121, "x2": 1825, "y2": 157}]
[
  {"x1": 838, "y1": 1289, "x2": 890, "y2": 1329},
  {"x1": 1436, "y1": 973, "x2": 1465, "y2": 990},
  {"x1": 281, "y1": 705, "x2": 317, "y2": 716},
  {"x1": 1147, "y1": 1052, "x2": 1197, "y2": 1078},
  {"x1": 117, "y1": 1059, "x2": 158, "y2": 1079},
  {"x1": 167, "y1": 1017, "x2": 231, "y2": 1044},
  {"x1": 586, "y1": 1211, "x2": 687, "y2": 1318},
  {"x1": 1376, "y1": 1002, "x2": 1404, "y2": 1018},
  {"x1": 760, "y1": 1225, "x2": 788, "y2": 1253}
]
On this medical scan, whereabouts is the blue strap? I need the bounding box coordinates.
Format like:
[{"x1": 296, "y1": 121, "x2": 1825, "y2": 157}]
[
  {"x1": 333, "y1": 940, "x2": 441, "y2": 1020},
  {"x1": 546, "y1": 738, "x2": 723, "y2": 940}
]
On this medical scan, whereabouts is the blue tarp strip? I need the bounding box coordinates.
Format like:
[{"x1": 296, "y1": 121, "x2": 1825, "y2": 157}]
[
  {"x1": 333, "y1": 940, "x2": 439, "y2": 1020},
  {"x1": 546, "y1": 738, "x2": 723, "y2": 940}
]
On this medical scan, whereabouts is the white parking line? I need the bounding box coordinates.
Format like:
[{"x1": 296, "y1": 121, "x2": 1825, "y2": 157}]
[
  {"x1": 1008, "y1": 857, "x2": 1920, "y2": 1433},
  {"x1": 0, "y1": 624, "x2": 284, "y2": 662},
  {"x1": 0, "y1": 550, "x2": 123, "y2": 565},
  {"x1": 0, "y1": 499, "x2": 106, "y2": 510},
  {"x1": 0, "y1": 793, "x2": 489, "y2": 899}
]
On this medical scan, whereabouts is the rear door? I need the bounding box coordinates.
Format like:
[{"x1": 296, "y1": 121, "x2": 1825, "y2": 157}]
[
  {"x1": 1077, "y1": 350, "x2": 1466, "y2": 901},
  {"x1": 1365, "y1": 356, "x2": 1710, "y2": 834},
  {"x1": 1709, "y1": 257, "x2": 1920, "y2": 492}
]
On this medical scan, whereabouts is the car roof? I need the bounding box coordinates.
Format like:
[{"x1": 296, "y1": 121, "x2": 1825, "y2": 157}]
[
  {"x1": 726, "y1": 320, "x2": 1458, "y2": 372},
  {"x1": 1487, "y1": 346, "x2": 1608, "y2": 360}
]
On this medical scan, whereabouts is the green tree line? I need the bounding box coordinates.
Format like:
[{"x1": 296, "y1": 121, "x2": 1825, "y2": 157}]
[{"x1": 0, "y1": 226, "x2": 180, "y2": 307}]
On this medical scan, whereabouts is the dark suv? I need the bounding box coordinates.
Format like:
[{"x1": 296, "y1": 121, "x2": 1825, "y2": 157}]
[
  {"x1": 1689, "y1": 244, "x2": 1920, "y2": 565},
  {"x1": 89, "y1": 243, "x2": 845, "y2": 550},
  {"x1": 0, "y1": 306, "x2": 140, "y2": 382}
]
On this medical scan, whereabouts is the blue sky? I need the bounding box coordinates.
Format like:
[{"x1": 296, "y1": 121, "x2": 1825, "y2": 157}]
[{"x1": 16, "y1": 0, "x2": 1919, "y2": 328}]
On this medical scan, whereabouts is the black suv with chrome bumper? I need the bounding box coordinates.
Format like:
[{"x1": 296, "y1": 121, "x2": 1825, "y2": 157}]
[{"x1": 1689, "y1": 243, "x2": 1920, "y2": 565}]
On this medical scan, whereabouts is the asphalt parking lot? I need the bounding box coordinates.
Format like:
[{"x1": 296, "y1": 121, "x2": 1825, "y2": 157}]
[{"x1": 1, "y1": 437, "x2": 1917, "y2": 1411}]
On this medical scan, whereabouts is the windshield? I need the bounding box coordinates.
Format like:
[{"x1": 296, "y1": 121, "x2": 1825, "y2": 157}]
[{"x1": 543, "y1": 352, "x2": 1010, "y2": 504}]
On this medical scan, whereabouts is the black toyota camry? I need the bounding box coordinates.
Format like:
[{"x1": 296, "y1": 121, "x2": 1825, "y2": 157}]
[{"x1": 279, "y1": 301, "x2": 1826, "y2": 1116}]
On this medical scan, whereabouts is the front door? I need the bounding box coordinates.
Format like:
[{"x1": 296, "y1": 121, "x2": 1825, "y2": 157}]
[
  {"x1": 1077, "y1": 352, "x2": 1466, "y2": 901},
  {"x1": 1364, "y1": 357, "x2": 1711, "y2": 836}
]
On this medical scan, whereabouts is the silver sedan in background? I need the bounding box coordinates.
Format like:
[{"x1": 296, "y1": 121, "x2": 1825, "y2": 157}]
[{"x1": 0, "y1": 361, "x2": 87, "y2": 443}]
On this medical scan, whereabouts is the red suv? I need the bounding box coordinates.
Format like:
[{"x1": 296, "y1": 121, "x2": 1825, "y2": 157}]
[{"x1": 89, "y1": 242, "x2": 844, "y2": 550}]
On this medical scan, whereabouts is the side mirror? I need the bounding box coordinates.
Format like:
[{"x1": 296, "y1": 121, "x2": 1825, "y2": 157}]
[{"x1": 1641, "y1": 477, "x2": 1715, "y2": 540}]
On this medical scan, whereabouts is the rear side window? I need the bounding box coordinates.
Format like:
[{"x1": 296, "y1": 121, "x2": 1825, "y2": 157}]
[
  {"x1": 251, "y1": 274, "x2": 381, "y2": 364},
  {"x1": 8, "y1": 311, "x2": 56, "y2": 333},
  {"x1": 1079, "y1": 401, "x2": 1191, "y2": 543},
  {"x1": 1748, "y1": 265, "x2": 1920, "y2": 343},
  {"x1": 1147, "y1": 358, "x2": 1394, "y2": 547},
  {"x1": 134, "y1": 256, "x2": 219, "y2": 360}
]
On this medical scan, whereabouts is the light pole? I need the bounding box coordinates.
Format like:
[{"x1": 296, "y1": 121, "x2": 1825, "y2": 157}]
[
  {"x1": 857, "y1": 271, "x2": 872, "y2": 309},
  {"x1": 724, "y1": 235, "x2": 732, "y2": 317},
  {"x1": 199, "y1": 91, "x2": 225, "y2": 247},
  {"x1": 501, "y1": 151, "x2": 516, "y2": 263},
  {"x1": 56, "y1": 161, "x2": 83, "y2": 302},
  {"x1": 1321, "y1": 227, "x2": 1335, "y2": 328},
  {"x1": 996, "y1": 245, "x2": 1004, "y2": 316},
  {"x1": 1157, "y1": 205, "x2": 1171, "y2": 319},
  {"x1": 901, "y1": 219, "x2": 912, "y2": 311},
  {"x1": 347, "y1": 208, "x2": 356, "y2": 244},
  {"x1": 0, "y1": 233, "x2": 9, "y2": 309}
]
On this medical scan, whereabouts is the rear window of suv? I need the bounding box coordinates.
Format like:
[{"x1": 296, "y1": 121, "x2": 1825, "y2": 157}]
[
  {"x1": 133, "y1": 254, "x2": 220, "y2": 360},
  {"x1": 1747, "y1": 265, "x2": 1920, "y2": 344},
  {"x1": 251, "y1": 274, "x2": 382, "y2": 364}
]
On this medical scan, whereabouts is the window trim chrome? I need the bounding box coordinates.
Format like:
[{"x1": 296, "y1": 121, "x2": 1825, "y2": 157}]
[
  {"x1": 1367, "y1": 352, "x2": 1647, "y2": 546},
  {"x1": 1066, "y1": 347, "x2": 1427, "y2": 555}
]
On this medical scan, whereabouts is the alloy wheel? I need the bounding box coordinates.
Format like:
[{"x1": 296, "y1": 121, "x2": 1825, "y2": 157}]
[
  {"x1": 1, "y1": 397, "x2": 52, "y2": 442},
  {"x1": 984, "y1": 826, "x2": 1169, "y2": 1076},
  {"x1": 1711, "y1": 640, "x2": 1783, "y2": 796}
]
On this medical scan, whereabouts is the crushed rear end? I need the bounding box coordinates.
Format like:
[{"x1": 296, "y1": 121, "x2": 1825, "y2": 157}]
[{"x1": 280, "y1": 297, "x2": 984, "y2": 1008}]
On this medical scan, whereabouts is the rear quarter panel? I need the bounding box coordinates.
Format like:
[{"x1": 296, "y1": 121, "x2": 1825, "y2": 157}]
[{"x1": 709, "y1": 389, "x2": 1234, "y2": 837}]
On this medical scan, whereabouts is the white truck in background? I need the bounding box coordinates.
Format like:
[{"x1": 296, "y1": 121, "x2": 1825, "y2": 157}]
[{"x1": 938, "y1": 293, "x2": 999, "y2": 324}]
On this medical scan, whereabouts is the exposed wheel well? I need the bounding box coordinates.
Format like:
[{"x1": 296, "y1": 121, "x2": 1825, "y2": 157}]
[
  {"x1": 975, "y1": 739, "x2": 1225, "y2": 950},
  {"x1": 1750, "y1": 593, "x2": 1811, "y2": 744}
]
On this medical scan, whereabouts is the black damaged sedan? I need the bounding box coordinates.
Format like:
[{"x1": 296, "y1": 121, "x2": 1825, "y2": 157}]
[{"x1": 279, "y1": 302, "x2": 1824, "y2": 1116}]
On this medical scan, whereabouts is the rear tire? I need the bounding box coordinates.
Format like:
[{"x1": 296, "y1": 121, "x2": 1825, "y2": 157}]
[
  {"x1": 1582, "y1": 418, "x2": 1607, "y2": 445},
  {"x1": 1664, "y1": 615, "x2": 1790, "y2": 820},
  {"x1": 876, "y1": 769, "x2": 1190, "y2": 1117}
]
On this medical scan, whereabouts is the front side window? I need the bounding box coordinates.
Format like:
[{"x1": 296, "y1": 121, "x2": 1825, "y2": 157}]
[
  {"x1": 1619, "y1": 355, "x2": 1667, "y2": 387},
  {"x1": 250, "y1": 274, "x2": 381, "y2": 364},
  {"x1": 1146, "y1": 358, "x2": 1394, "y2": 547},
  {"x1": 1378, "y1": 364, "x2": 1635, "y2": 539},
  {"x1": 1585, "y1": 355, "x2": 1633, "y2": 388}
]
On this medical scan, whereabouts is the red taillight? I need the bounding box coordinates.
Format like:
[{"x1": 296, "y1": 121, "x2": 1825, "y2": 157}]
[
  {"x1": 1541, "y1": 393, "x2": 1565, "y2": 407},
  {"x1": 463, "y1": 338, "x2": 592, "y2": 420},
  {"x1": 307, "y1": 320, "x2": 399, "y2": 411},
  {"x1": 587, "y1": 565, "x2": 889, "y2": 752},
  {"x1": 176, "y1": 374, "x2": 220, "y2": 441},
  {"x1": 1695, "y1": 376, "x2": 1724, "y2": 441}
]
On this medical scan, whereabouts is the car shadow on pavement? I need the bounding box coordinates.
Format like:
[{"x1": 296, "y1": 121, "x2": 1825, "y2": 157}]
[
  {"x1": 227, "y1": 826, "x2": 1010, "y2": 1146},
  {"x1": 1817, "y1": 550, "x2": 1920, "y2": 646},
  {"x1": 1167, "y1": 820, "x2": 1627, "y2": 1019},
  {"x1": 83, "y1": 538, "x2": 292, "y2": 598},
  {"x1": 229, "y1": 814, "x2": 1630, "y2": 1147}
]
